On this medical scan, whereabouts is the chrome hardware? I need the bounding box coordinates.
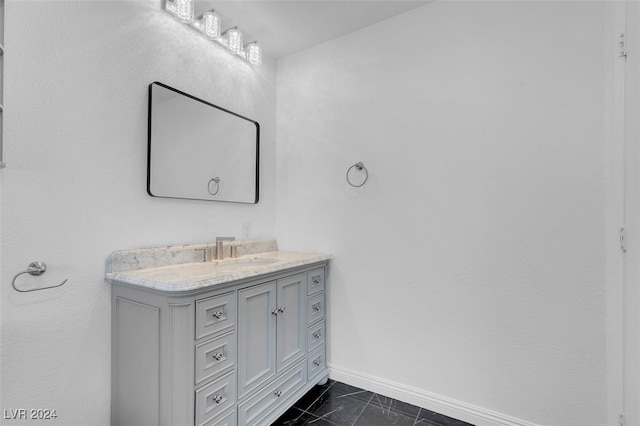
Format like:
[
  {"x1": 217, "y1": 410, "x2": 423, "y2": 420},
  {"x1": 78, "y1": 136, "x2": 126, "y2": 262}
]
[
  {"x1": 212, "y1": 311, "x2": 224, "y2": 320},
  {"x1": 11, "y1": 261, "x2": 68, "y2": 293},
  {"x1": 278, "y1": 306, "x2": 285, "y2": 314},
  {"x1": 195, "y1": 246, "x2": 213, "y2": 262},
  {"x1": 272, "y1": 309, "x2": 280, "y2": 316},
  {"x1": 312, "y1": 276, "x2": 321, "y2": 285},
  {"x1": 313, "y1": 303, "x2": 321, "y2": 312},
  {"x1": 213, "y1": 395, "x2": 223, "y2": 404},
  {"x1": 212, "y1": 352, "x2": 223, "y2": 361},
  {"x1": 274, "y1": 390, "x2": 282, "y2": 398},
  {"x1": 313, "y1": 332, "x2": 321, "y2": 339},
  {"x1": 208, "y1": 177, "x2": 220, "y2": 195},
  {"x1": 313, "y1": 359, "x2": 321, "y2": 366},
  {"x1": 619, "y1": 33, "x2": 628, "y2": 59},
  {"x1": 215, "y1": 236, "x2": 235, "y2": 260},
  {"x1": 346, "y1": 161, "x2": 369, "y2": 187}
]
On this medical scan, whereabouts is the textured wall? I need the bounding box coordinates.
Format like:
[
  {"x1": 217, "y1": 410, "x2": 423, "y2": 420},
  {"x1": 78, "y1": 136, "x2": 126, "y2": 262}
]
[
  {"x1": 276, "y1": 2, "x2": 607, "y2": 425},
  {"x1": 0, "y1": 1, "x2": 276, "y2": 424}
]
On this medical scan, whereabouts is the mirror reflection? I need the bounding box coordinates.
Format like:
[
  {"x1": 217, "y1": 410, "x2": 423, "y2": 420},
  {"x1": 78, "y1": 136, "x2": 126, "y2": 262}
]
[{"x1": 147, "y1": 82, "x2": 260, "y2": 204}]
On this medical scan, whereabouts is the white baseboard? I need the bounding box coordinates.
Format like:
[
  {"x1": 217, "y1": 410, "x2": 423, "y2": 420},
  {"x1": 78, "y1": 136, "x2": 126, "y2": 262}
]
[{"x1": 327, "y1": 363, "x2": 541, "y2": 426}]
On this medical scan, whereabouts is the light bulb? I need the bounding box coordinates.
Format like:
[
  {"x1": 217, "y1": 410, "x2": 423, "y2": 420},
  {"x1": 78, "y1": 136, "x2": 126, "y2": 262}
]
[
  {"x1": 224, "y1": 27, "x2": 243, "y2": 54},
  {"x1": 244, "y1": 41, "x2": 262, "y2": 66},
  {"x1": 164, "y1": 1, "x2": 175, "y2": 14},
  {"x1": 202, "y1": 10, "x2": 221, "y2": 40},
  {"x1": 172, "y1": 0, "x2": 194, "y2": 23}
]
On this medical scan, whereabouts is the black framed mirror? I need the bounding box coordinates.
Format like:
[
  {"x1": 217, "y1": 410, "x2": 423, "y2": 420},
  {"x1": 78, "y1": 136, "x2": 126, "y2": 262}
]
[{"x1": 147, "y1": 82, "x2": 260, "y2": 204}]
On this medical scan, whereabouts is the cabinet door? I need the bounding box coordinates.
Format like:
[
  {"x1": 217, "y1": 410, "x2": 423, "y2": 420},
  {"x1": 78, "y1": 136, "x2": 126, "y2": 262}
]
[
  {"x1": 238, "y1": 281, "x2": 277, "y2": 399},
  {"x1": 276, "y1": 273, "x2": 306, "y2": 372}
]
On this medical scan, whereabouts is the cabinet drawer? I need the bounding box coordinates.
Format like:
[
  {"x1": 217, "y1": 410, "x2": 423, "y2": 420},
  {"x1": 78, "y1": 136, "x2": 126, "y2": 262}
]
[
  {"x1": 307, "y1": 319, "x2": 325, "y2": 353},
  {"x1": 196, "y1": 292, "x2": 236, "y2": 340},
  {"x1": 202, "y1": 408, "x2": 236, "y2": 426},
  {"x1": 307, "y1": 268, "x2": 325, "y2": 296},
  {"x1": 238, "y1": 362, "x2": 307, "y2": 426},
  {"x1": 195, "y1": 370, "x2": 236, "y2": 426},
  {"x1": 195, "y1": 331, "x2": 236, "y2": 386},
  {"x1": 307, "y1": 294, "x2": 325, "y2": 325},
  {"x1": 307, "y1": 347, "x2": 326, "y2": 380}
]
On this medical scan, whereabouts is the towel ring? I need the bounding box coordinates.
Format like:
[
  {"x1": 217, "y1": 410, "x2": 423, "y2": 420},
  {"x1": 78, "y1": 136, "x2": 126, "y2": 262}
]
[
  {"x1": 11, "y1": 261, "x2": 68, "y2": 293},
  {"x1": 208, "y1": 177, "x2": 220, "y2": 195},
  {"x1": 346, "y1": 162, "x2": 368, "y2": 187}
]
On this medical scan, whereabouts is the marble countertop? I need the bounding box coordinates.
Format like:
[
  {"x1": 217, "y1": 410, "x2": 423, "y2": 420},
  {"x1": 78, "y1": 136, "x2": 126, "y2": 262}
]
[{"x1": 105, "y1": 249, "x2": 331, "y2": 293}]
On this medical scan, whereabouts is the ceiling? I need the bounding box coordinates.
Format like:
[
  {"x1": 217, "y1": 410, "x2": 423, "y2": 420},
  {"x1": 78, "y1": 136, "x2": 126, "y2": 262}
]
[{"x1": 193, "y1": 1, "x2": 431, "y2": 59}]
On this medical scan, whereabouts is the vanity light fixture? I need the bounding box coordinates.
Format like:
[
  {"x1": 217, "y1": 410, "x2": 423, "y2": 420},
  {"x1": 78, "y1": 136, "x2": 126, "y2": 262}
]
[
  {"x1": 202, "y1": 9, "x2": 221, "y2": 40},
  {"x1": 222, "y1": 27, "x2": 243, "y2": 53},
  {"x1": 163, "y1": 1, "x2": 262, "y2": 66},
  {"x1": 165, "y1": 0, "x2": 194, "y2": 23},
  {"x1": 244, "y1": 41, "x2": 262, "y2": 66}
]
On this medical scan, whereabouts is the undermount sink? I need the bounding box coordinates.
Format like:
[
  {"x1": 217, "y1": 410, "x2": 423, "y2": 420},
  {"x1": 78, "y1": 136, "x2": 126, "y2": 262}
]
[{"x1": 211, "y1": 257, "x2": 278, "y2": 270}]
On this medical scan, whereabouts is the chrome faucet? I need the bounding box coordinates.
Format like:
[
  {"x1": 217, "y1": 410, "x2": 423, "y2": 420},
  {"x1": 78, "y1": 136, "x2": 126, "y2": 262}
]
[{"x1": 215, "y1": 237, "x2": 235, "y2": 260}]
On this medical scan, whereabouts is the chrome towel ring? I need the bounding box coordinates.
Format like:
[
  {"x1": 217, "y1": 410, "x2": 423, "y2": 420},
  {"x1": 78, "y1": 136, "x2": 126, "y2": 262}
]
[
  {"x1": 11, "y1": 261, "x2": 68, "y2": 293},
  {"x1": 346, "y1": 162, "x2": 368, "y2": 187},
  {"x1": 208, "y1": 177, "x2": 220, "y2": 195}
]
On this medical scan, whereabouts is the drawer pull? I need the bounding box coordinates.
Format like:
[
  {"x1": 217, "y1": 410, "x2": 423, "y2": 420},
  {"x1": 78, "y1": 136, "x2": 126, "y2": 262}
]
[
  {"x1": 272, "y1": 307, "x2": 286, "y2": 316},
  {"x1": 212, "y1": 311, "x2": 223, "y2": 320},
  {"x1": 278, "y1": 306, "x2": 286, "y2": 314},
  {"x1": 312, "y1": 276, "x2": 321, "y2": 285},
  {"x1": 313, "y1": 332, "x2": 321, "y2": 339},
  {"x1": 313, "y1": 359, "x2": 321, "y2": 366},
  {"x1": 213, "y1": 395, "x2": 223, "y2": 404},
  {"x1": 212, "y1": 352, "x2": 223, "y2": 361},
  {"x1": 274, "y1": 390, "x2": 283, "y2": 398},
  {"x1": 313, "y1": 303, "x2": 321, "y2": 312}
]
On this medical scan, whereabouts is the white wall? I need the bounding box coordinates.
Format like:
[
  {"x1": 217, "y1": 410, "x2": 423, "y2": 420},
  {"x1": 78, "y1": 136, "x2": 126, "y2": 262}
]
[
  {"x1": 0, "y1": 1, "x2": 276, "y2": 424},
  {"x1": 276, "y1": 2, "x2": 607, "y2": 425}
]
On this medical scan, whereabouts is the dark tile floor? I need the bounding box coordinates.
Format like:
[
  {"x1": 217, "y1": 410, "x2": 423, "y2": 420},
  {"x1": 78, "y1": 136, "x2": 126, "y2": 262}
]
[{"x1": 272, "y1": 380, "x2": 474, "y2": 426}]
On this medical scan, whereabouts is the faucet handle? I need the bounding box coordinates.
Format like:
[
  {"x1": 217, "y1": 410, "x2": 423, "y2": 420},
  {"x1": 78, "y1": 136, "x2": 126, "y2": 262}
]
[{"x1": 194, "y1": 247, "x2": 212, "y2": 262}]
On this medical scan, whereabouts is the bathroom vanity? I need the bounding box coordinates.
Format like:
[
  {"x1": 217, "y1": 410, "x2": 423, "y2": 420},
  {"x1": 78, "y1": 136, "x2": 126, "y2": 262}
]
[{"x1": 105, "y1": 239, "x2": 330, "y2": 426}]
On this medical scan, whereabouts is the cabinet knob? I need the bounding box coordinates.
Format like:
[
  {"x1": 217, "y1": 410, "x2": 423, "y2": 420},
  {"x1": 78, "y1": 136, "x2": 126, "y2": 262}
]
[
  {"x1": 313, "y1": 359, "x2": 321, "y2": 366},
  {"x1": 312, "y1": 276, "x2": 321, "y2": 285},
  {"x1": 274, "y1": 390, "x2": 283, "y2": 398},
  {"x1": 213, "y1": 395, "x2": 223, "y2": 404},
  {"x1": 272, "y1": 307, "x2": 286, "y2": 315},
  {"x1": 313, "y1": 332, "x2": 321, "y2": 339},
  {"x1": 212, "y1": 311, "x2": 223, "y2": 320},
  {"x1": 313, "y1": 303, "x2": 321, "y2": 312},
  {"x1": 213, "y1": 352, "x2": 223, "y2": 361}
]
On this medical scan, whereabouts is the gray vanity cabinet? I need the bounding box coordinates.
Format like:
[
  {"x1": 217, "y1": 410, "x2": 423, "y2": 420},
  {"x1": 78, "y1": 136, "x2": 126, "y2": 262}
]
[
  {"x1": 111, "y1": 263, "x2": 328, "y2": 426},
  {"x1": 276, "y1": 274, "x2": 307, "y2": 373},
  {"x1": 237, "y1": 274, "x2": 306, "y2": 400},
  {"x1": 237, "y1": 281, "x2": 277, "y2": 400}
]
